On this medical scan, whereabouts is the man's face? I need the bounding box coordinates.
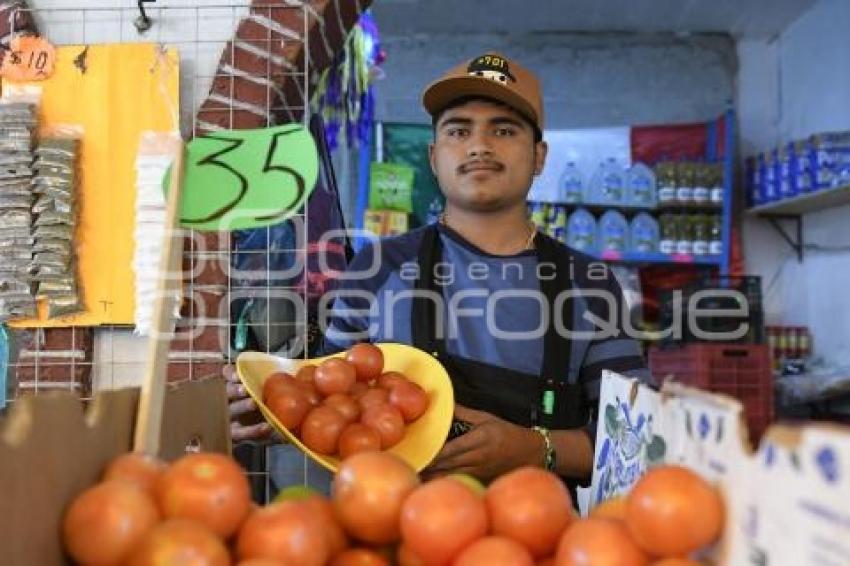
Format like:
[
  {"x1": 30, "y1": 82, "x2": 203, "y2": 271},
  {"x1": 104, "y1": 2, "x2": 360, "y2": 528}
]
[{"x1": 429, "y1": 100, "x2": 547, "y2": 213}]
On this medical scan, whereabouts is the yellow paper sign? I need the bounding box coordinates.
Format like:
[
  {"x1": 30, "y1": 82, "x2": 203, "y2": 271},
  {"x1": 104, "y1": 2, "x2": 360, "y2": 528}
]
[
  {"x1": 6, "y1": 43, "x2": 179, "y2": 327},
  {"x1": 0, "y1": 35, "x2": 56, "y2": 81}
]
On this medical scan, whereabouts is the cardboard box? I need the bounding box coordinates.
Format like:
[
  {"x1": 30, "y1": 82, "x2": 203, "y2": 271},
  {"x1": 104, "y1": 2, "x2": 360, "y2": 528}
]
[
  {"x1": 590, "y1": 370, "x2": 850, "y2": 565},
  {"x1": 0, "y1": 377, "x2": 229, "y2": 565}
]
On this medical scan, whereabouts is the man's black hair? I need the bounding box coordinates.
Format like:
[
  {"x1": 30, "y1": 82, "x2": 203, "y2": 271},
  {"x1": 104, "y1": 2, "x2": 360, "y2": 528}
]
[{"x1": 431, "y1": 95, "x2": 543, "y2": 143}]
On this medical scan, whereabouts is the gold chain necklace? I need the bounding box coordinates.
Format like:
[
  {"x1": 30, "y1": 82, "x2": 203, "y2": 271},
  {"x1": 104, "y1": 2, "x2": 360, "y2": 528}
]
[{"x1": 439, "y1": 212, "x2": 537, "y2": 251}]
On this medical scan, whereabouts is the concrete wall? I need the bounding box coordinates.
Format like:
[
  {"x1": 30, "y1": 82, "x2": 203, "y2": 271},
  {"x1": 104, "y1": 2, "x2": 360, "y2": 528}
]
[
  {"x1": 374, "y1": 32, "x2": 737, "y2": 128},
  {"x1": 738, "y1": 0, "x2": 850, "y2": 363}
]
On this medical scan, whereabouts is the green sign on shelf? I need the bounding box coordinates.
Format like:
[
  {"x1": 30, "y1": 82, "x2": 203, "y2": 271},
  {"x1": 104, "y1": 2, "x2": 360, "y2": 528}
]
[{"x1": 165, "y1": 124, "x2": 319, "y2": 231}]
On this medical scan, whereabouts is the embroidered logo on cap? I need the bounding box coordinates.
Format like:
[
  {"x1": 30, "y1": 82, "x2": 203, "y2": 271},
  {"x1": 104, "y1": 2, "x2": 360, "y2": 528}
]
[{"x1": 467, "y1": 54, "x2": 515, "y2": 84}]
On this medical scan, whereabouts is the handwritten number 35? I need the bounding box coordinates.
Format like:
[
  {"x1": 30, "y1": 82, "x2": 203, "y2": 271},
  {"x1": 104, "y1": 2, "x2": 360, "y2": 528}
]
[{"x1": 180, "y1": 129, "x2": 306, "y2": 225}]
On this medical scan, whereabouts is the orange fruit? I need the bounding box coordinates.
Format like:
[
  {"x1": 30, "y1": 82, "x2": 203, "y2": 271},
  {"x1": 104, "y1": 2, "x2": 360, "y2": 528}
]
[
  {"x1": 330, "y1": 547, "x2": 392, "y2": 565},
  {"x1": 63, "y1": 481, "x2": 160, "y2": 565},
  {"x1": 333, "y1": 452, "x2": 420, "y2": 545},
  {"x1": 554, "y1": 518, "x2": 649, "y2": 566},
  {"x1": 486, "y1": 467, "x2": 573, "y2": 559},
  {"x1": 625, "y1": 465, "x2": 724, "y2": 558},
  {"x1": 236, "y1": 500, "x2": 329, "y2": 565},
  {"x1": 454, "y1": 535, "x2": 536, "y2": 566},
  {"x1": 157, "y1": 452, "x2": 252, "y2": 539},
  {"x1": 102, "y1": 452, "x2": 168, "y2": 496},
  {"x1": 127, "y1": 519, "x2": 229, "y2": 566},
  {"x1": 589, "y1": 496, "x2": 627, "y2": 521},
  {"x1": 652, "y1": 559, "x2": 703, "y2": 565},
  {"x1": 400, "y1": 477, "x2": 488, "y2": 565}
]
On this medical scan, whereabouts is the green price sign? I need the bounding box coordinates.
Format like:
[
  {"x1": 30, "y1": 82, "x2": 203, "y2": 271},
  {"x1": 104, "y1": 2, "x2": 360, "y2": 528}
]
[{"x1": 166, "y1": 124, "x2": 319, "y2": 231}]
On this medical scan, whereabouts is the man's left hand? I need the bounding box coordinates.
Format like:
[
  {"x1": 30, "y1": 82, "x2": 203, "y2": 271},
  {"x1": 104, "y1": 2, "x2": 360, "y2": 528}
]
[{"x1": 422, "y1": 405, "x2": 543, "y2": 483}]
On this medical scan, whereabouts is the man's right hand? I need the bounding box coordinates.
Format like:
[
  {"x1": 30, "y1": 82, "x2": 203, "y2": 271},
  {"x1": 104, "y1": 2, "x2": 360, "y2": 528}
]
[{"x1": 225, "y1": 364, "x2": 272, "y2": 442}]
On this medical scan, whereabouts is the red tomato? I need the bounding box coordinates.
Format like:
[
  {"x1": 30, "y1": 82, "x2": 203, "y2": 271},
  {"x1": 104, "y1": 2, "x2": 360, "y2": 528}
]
[
  {"x1": 127, "y1": 519, "x2": 230, "y2": 566},
  {"x1": 266, "y1": 388, "x2": 311, "y2": 430},
  {"x1": 330, "y1": 548, "x2": 391, "y2": 566},
  {"x1": 323, "y1": 393, "x2": 362, "y2": 425},
  {"x1": 357, "y1": 387, "x2": 390, "y2": 411},
  {"x1": 396, "y1": 543, "x2": 427, "y2": 566},
  {"x1": 333, "y1": 452, "x2": 420, "y2": 545},
  {"x1": 400, "y1": 477, "x2": 488, "y2": 566},
  {"x1": 486, "y1": 467, "x2": 573, "y2": 559},
  {"x1": 338, "y1": 423, "x2": 382, "y2": 460},
  {"x1": 157, "y1": 452, "x2": 252, "y2": 539},
  {"x1": 388, "y1": 381, "x2": 429, "y2": 422},
  {"x1": 237, "y1": 501, "x2": 330, "y2": 565},
  {"x1": 301, "y1": 494, "x2": 349, "y2": 558},
  {"x1": 350, "y1": 381, "x2": 369, "y2": 399},
  {"x1": 361, "y1": 403, "x2": 405, "y2": 449},
  {"x1": 102, "y1": 452, "x2": 167, "y2": 496},
  {"x1": 315, "y1": 358, "x2": 357, "y2": 396},
  {"x1": 295, "y1": 364, "x2": 318, "y2": 384},
  {"x1": 294, "y1": 380, "x2": 323, "y2": 407},
  {"x1": 63, "y1": 481, "x2": 160, "y2": 566},
  {"x1": 346, "y1": 343, "x2": 385, "y2": 382},
  {"x1": 377, "y1": 371, "x2": 408, "y2": 390},
  {"x1": 300, "y1": 406, "x2": 348, "y2": 455},
  {"x1": 454, "y1": 536, "x2": 535, "y2": 566},
  {"x1": 554, "y1": 518, "x2": 648, "y2": 566},
  {"x1": 263, "y1": 372, "x2": 296, "y2": 402}
]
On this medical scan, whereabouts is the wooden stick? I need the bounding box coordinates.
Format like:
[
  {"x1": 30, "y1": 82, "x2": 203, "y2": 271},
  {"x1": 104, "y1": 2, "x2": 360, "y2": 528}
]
[{"x1": 133, "y1": 141, "x2": 186, "y2": 455}]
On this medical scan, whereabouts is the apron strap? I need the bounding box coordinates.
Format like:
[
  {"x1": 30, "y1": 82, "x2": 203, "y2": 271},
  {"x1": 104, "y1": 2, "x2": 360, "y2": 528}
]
[{"x1": 411, "y1": 224, "x2": 441, "y2": 355}]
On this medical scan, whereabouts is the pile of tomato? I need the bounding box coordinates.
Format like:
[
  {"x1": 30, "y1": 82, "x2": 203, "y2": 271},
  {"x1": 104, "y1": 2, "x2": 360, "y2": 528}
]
[
  {"x1": 62, "y1": 447, "x2": 723, "y2": 565},
  {"x1": 262, "y1": 343, "x2": 430, "y2": 458}
]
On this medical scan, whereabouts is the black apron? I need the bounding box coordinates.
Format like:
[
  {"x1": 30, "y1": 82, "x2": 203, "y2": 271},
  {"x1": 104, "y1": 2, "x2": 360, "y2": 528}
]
[{"x1": 411, "y1": 225, "x2": 589, "y2": 494}]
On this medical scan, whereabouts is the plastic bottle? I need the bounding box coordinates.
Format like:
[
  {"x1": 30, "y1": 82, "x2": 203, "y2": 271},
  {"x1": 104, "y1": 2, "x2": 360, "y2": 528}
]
[
  {"x1": 626, "y1": 162, "x2": 657, "y2": 207},
  {"x1": 676, "y1": 215, "x2": 693, "y2": 255},
  {"x1": 709, "y1": 215, "x2": 723, "y2": 255},
  {"x1": 692, "y1": 163, "x2": 710, "y2": 204},
  {"x1": 588, "y1": 158, "x2": 626, "y2": 204},
  {"x1": 659, "y1": 213, "x2": 677, "y2": 255},
  {"x1": 691, "y1": 214, "x2": 709, "y2": 255},
  {"x1": 597, "y1": 210, "x2": 629, "y2": 253},
  {"x1": 558, "y1": 161, "x2": 584, "y2": 204},
  {"x1": 567, "y1": 208, "x2": 597, "y2": 253},
  {"x1": 676, "y1": 161, "x2": 695, "y2": 204},
  {"x1": 630, "y1": 213, "x2": 660, "y2": 254},
  {"x1": 709, "y1": 163, "x2": 725, "y2": 205},
  {"x1": 656, "y1": 162, "x2": 677, "y2": 204}
]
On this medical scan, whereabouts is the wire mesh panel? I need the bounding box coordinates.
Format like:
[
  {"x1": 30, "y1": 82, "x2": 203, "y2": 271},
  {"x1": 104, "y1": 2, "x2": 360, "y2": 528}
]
[{"x1": 0, "y1": 1, "x2": 364, "y2": 500}]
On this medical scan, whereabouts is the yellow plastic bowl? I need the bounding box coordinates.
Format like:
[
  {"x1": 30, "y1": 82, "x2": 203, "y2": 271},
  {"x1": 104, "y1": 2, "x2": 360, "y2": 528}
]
[{"x1": 236, "y1": 343, "x2": 454, "y2": 473}]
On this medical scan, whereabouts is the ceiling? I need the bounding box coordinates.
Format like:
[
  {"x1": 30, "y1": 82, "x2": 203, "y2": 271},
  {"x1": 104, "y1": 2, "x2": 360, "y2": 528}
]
[{"x1": 372, "y1": 0, "x2": 818, "y2": 39}]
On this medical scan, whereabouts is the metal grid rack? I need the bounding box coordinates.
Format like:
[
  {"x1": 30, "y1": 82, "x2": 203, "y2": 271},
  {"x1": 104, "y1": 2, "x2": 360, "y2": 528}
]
[{"x1": 1, "y1": 2, "x2": 332, "y2": 500}]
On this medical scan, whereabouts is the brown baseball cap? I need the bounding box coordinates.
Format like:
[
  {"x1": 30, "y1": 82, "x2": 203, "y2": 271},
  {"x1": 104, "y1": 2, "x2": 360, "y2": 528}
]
[{"x1": 422, "y1": 52, "x2": 544, "y2": 133}]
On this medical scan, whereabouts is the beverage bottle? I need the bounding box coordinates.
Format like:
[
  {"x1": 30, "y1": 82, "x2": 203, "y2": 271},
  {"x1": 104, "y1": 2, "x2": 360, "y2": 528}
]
[
  {"x1": 630, "y1": 212, "x2": 660, "y2": 253},
  {"x1": 567, "y1": 208, "x2": 597, "y2": 252},
  {"x1": 598, "y1": 210, "x2": 629, "y2": 253},
  {"x1": 589, "y1": 158, "x2": 626, "y2": 204},
  {"x1": 559, "y1": 161, "x2": 584, "y2": 203},
  {"x1": 626, "y1": 162, "x2": 657, "y2": 207}
]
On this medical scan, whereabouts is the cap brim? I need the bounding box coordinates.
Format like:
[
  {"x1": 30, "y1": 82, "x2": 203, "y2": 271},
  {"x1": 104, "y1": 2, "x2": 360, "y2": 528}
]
[{"x1": 422, "y1": 75, "x2": 539, "y2": 131}]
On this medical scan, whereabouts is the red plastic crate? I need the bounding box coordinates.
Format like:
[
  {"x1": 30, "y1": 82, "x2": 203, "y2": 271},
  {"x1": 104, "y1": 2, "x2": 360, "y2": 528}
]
[{"x1": 649, "y1": 344, "x2": 774, "y2": 442}]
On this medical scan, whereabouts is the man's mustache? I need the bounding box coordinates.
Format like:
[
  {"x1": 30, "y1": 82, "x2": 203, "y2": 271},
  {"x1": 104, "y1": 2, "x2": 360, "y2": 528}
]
[{"x1": 458, "y1": 160, "x2": 504, "y2": 174}]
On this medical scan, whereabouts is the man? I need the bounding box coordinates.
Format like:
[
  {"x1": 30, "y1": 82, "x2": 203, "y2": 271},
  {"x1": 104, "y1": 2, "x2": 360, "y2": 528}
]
[{"x1": 229, "y1": 53, "x2": 651, "y2": 490}]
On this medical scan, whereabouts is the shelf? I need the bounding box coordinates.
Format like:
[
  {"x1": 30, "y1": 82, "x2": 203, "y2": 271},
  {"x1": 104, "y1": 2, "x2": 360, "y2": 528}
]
[
  {"x1": 533, "y1": 202, "x2": 723, "y2": 215},
  {"x1": 590, "y1": 251, "x2": 723, "y2": 266},
  {"x1": 747, "y1": 184, "x2": 850, "y2": 216}
]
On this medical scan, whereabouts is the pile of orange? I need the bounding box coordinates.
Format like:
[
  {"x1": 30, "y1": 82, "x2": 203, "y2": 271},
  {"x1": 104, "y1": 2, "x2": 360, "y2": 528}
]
[
  {"x1": 263, "y1": 343, "x2": 430, "y2": 458},
  {"x1": 62, "y1": 448, "x2": 723, "y2": 565}
]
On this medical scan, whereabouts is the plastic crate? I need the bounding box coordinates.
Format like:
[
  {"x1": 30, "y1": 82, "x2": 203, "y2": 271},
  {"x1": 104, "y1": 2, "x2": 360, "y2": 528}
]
[
  {"x1": 658, "y1": 275, "x2": 765, "y2": 345},
  {"x1": 649, "y1": 344, "x2": 774, "y2": 442}
]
